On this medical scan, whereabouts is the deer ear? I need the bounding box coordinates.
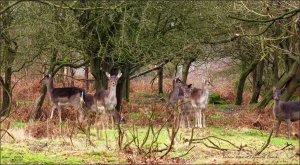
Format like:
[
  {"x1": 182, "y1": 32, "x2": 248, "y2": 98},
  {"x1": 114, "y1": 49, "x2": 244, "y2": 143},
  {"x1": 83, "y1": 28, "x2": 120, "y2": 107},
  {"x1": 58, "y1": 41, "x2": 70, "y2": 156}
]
[
  {"x1": 117, "y1": 72, "x2": 122, "y2": 78},
  {"x1": 106, "y1": 72, "x2": 111, "y2": 78}
]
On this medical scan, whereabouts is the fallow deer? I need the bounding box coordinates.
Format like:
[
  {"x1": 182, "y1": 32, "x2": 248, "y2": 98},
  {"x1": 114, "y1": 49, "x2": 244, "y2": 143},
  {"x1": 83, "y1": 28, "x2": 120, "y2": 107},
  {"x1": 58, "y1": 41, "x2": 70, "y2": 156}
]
[
  {"x1": 179, "y1": 83, "x2": 193, "y2": 128},
  {"x1": 93, "y1": 71, "x2": 123, "y2": 128},
  {"x1": 190, "y1": 78, "x2": 213, "y2": 128},
  {"x1": 168, "y1": 77, "x2": 184, "y2": 108},
  {"x1": 273, "y1": 87, "x2": 300, "y2": 139},
  {"x1": 40, "y1": 75, "x2": 86, "y2": 127}
]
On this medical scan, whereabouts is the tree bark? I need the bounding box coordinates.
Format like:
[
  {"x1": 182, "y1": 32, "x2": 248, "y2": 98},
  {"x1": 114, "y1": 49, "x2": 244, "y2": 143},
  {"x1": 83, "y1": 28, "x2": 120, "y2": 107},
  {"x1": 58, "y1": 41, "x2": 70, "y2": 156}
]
[
  {"x1": 273, "y1": 53, "x2": 279, "y2": 82},
  {"x1": 124, "y1": 76, "x2": 130, "y2": 102},
  {"x1": 250, "y1": 60, "x2": 265, "y2": 103},
  {"x1": 30, "y1": 86, "x2": 47, "y2": 120},
  {"x1": 281, "y1": 64, "x2": 300, "y2": 101},
  {"x1": 85, "y1": 65, "x2": 89, "y2": 91},
  {"x1": 257, "y1": 60, "x2": 299, "y2": 109},
  {"x1": 158, "y1": 66, "x2": 163, "y2": 94},
  {"x1": 182, "y1": 58, "x2": 195, "y2": 84},
  {"x1": 116, "y1": 77, "x2": 125, "y2": 112},
  {"x1": 90, "y1": 55, "x2": 107, "y2": 90},
  {"x1": 235, "y1": 58, "x2": 260, "y2": 105}
]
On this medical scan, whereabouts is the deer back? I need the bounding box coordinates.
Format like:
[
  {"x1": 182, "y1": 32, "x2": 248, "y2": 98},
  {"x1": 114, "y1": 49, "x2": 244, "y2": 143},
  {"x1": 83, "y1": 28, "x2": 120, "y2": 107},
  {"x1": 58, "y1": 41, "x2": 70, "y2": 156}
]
[
  {"x1": 279, "y1": 101, "x2": 300, "y2": 121},
  {"x1": 273, "y1": 87, "x2": 300, "y2": 121}
]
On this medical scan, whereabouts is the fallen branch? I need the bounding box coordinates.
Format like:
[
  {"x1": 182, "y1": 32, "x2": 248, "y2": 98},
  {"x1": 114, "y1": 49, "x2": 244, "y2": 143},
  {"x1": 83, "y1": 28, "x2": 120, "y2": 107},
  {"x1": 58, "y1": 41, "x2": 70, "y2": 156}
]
[
  {"x1": 0, "y1": 129, "x2": 15, "y2": 141},
  {"x1": 255, "y1": 129, "x2": 273, "y2": 156},
  {"x1": 190, "y1": 135, "x2": 247, "y2": 151},
  {"x1": 172, "y1": 145, "x2": 196, "y2": 159},
  {"x1": 189, "y1": 127, "x2": 195, "y2": 146}
]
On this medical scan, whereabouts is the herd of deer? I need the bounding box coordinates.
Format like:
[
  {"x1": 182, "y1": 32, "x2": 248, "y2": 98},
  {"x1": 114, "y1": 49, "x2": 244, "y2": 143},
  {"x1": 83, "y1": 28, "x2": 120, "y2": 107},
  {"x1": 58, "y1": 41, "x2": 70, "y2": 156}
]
[{"x1": 39, "y1": 72, "x2": 300, "y2": 139}]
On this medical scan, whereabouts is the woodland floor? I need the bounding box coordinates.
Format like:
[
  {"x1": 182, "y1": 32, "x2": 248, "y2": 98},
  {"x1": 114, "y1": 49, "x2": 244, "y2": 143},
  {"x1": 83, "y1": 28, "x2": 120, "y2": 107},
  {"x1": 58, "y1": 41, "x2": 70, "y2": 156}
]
[{"x1": 1, "y1": 63, "x2": 300, "y2": 164}]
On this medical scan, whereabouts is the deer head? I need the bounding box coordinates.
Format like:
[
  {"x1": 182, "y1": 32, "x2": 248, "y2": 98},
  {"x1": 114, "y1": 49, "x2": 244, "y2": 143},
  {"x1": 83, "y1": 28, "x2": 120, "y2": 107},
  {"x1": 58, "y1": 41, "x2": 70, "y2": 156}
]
[
  {"x1": 273, "y1": 87, "x2": 283, "y2": 101},
  {"x1": 106, "y1": 71, "x2": 122, "y2": 88},
  {"x1": 182, "y1": 84, "x2": 193, "y2": 99},
  {"x1": 40, "y1": 74, "x2": 52, "y2": 85},
  {"x1": 173, "y1": 77, "x2": 184, "y2": 89}
]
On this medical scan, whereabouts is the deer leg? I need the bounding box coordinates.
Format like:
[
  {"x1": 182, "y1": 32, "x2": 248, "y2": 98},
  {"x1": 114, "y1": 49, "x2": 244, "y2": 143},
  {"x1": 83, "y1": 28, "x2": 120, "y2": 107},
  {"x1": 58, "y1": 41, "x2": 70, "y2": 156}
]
[
  {"x1": 286, "y1": 119, "x2": 292, "y2": 139},
  {"x1": 187, "y1": 112, "x2": 190, "y2": 128},
  {"x1": 202, "y1": 112, "x2": 206, "y2": 128},
  {"x1": 180, "y1": 113, "x2": 185, "y2": 128},
  {"x1": 195, "y1": 110, "x2": 198, "y2": 127},
  {"x1": 275, "y1": 120, "x2": 281, "y2": 137},
  {"x1": 50, "y1": 106, "x2": 57, "y2": 119},
  {"x1": 199, "y1": 109, "x2": 202, "y2": 128},
  {"x1": 96, "y1": 116, "x2": 101, "y2": 140},
  {"x1": 57, "y1": 106, "x2": 62, "y2": 134},
  {"x1": 195, "y1": 111, "x2": 198, "y2": 127}
]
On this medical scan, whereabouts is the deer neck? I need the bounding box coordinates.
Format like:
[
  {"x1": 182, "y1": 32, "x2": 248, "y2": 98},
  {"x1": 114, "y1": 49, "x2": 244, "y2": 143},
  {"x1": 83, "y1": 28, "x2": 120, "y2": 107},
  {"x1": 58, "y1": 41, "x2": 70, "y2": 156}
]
[
  {"x1": 45, "y1": 79, "x2": 54, "y2": 100},
  {"x1": 173, "y1": 86, "x2": 180, "y2": 96},
  {"x1": 273, "y1": 100, "x2": 281, "y2": 116},
  {"x1": 107, "y1": 86, "x2": 117, "y2": 98},
  {"x1": 203, "y1": 86, "x2": 209, "y2": 97}
]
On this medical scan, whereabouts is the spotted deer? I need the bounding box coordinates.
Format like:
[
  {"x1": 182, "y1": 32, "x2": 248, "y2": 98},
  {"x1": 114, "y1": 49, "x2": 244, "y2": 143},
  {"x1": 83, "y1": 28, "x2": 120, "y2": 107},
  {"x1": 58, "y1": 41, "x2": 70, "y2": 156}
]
[
  {"x1": 273, "y1": 87, "x2": 300, "y2": 139},
  {"x1": 190, "y1": 78, "x2": 213, "y2": 128},
  {"x1": 40, "y1": 75, "x2": 86, "y2": 127}
]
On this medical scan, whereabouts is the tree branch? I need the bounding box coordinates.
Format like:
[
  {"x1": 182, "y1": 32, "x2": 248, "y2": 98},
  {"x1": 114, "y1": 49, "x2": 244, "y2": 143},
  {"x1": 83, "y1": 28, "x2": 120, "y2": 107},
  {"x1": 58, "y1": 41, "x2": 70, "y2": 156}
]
[
  {"x1": 204, "y1": 21, "x2": 274, "y2": 44},
  {"x1": 0, "y1": 0, "x2": 24, "y2": 15},
  {"x1": 129, "y1": 60, "x2": 170, "y2": 80},
  {"x1": 228, "y1": 8, "x2": 300, "y2": 23}
]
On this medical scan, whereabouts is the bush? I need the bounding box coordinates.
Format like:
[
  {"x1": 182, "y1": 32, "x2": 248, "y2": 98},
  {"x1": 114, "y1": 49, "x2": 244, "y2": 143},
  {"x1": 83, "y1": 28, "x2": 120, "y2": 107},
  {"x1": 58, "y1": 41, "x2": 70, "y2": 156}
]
[{"x1": 209, "y1": 93, "x2": 227, "y2": 105}]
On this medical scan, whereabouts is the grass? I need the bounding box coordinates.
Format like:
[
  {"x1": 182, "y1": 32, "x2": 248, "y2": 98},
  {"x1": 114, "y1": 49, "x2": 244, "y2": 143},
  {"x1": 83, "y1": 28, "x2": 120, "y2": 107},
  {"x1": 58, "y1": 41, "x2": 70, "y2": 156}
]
[
  {"x1": 12, "y1": 122, "x2": 27, "y2": 129},
  {"x1": 1, "y1": 124, "x2": 299, "y2": 164},
  {"x1": 128, "y1": 112, "x2": 142, "y2": 120}
]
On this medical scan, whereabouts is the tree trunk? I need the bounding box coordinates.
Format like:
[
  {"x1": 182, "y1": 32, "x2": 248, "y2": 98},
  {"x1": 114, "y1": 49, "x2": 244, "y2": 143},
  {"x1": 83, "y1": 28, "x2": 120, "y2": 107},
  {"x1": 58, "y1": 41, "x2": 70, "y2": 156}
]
[
  {"x1": 90, "y1": 55, "x2": 106, "y2": 90},
  {"x1": 30, "y1": 86, "x2": 47, "y2": 120},
  {"x1": 0, "y1": 1, "x2": 16, "y2": 117},
  {"x1": 70, "y1": 67, "x2": 75, "y2": 87},
  {"x1": 30, "y1": 50, "x2": 58, "y2": 120},
  {"x1": 235, "y1": 58, "x2": 260, "y2": 105},
  {"x1": 116, "y1": 78, "x2": 125, "y2": 112},
  {"x1": 85, "y1": 65, "x2": 89, "y2": 91},
  {"x1": 281, "y1": 17, "x2": 300, "y2": 101},
  {"x1": 123, "y1": 76, "x2": 130, "y2": 102},
  {"x1": 1, "y1": 67, "x2": 12, "y2": 116},
  {"x1": 273, "y1": 53, "x2": 279, "y2": 82},
  {"x1": 250, "y1": 60, "x2": 265, "y2": 103},
  {"x1": 158, "y1": 66, "x2": 163, "y2": 94},
  {"x1": 182, "y1": 58, "x2": 195, "y2": 84},
  {"x1": 281, "y1": 64, "x2": 300, "y2": 101},
  {"x1": 257, "y1": 60, "x2": 299, "y2": 109}
]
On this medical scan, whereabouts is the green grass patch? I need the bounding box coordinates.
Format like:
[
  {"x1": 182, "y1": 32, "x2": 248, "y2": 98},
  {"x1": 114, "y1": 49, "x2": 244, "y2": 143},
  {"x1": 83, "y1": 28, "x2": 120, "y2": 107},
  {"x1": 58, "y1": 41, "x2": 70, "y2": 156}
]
[
  {"x1": 210, "y1": 104, "x2": 238, "y2": 112},
  {"x1": 128, "y1": 112, "x2": 142, "y2": 120},
  {"x1": 12, "y1": 122, "x2": 27, "y2": 129},
  {"x1": 1, "y1": 124, "x2": 298, "y2": 164},
  {"x1": 209, "y1": 93, "x2": 227, "y2": 105},
  {"x1": 16, "y1": 100, "x2": 34, "y2": 107}
]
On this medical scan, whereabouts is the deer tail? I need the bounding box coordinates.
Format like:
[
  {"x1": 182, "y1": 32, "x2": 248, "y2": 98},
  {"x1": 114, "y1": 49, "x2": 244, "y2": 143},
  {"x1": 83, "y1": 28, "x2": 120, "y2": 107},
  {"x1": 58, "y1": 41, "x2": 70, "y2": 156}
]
[{"x1": 80, "y1": 90, "x2": 86, "y2": 104}]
